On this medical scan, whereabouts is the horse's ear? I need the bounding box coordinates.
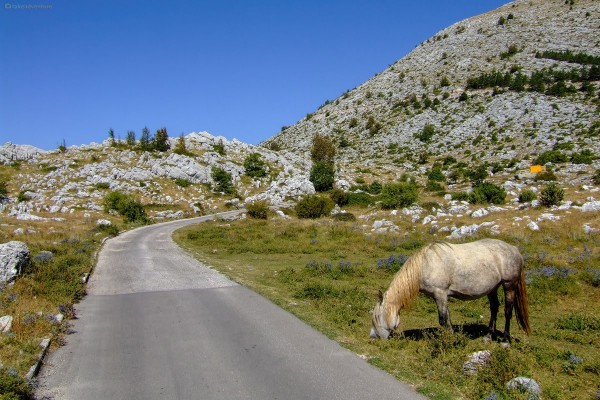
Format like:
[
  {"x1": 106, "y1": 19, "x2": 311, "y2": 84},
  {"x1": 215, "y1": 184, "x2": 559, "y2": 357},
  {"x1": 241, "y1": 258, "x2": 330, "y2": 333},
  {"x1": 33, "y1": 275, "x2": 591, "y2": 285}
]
[{"x1": 378, "y1": 290, "x2": 383, "y2": 304}]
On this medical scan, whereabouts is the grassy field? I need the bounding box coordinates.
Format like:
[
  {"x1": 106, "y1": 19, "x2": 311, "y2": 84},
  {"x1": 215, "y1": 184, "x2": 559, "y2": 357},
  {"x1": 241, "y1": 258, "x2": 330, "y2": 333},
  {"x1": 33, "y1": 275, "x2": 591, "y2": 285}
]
[{"x1": 173, "y1": 208, "x2": 600, "y2": 400}]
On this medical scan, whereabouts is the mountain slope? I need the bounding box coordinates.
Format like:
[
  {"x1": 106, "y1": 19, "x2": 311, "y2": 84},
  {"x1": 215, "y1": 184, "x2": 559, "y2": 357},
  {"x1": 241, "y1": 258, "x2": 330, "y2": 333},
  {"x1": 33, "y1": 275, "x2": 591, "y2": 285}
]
[{"x1": 263, "y1": 0, "x2": 599, "y2": 182}]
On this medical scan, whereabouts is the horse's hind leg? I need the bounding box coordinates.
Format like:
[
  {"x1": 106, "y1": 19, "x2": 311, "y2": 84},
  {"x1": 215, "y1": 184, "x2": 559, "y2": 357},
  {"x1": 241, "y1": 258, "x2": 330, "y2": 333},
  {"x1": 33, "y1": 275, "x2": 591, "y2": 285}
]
[
  {"x1": 433, "y1": 290, "x2": 453, "y2": 331},
  {"x1": 502, "y1": 284, "x2": 516, "y2": 343},
  {"x1": 486, "y1": 289, "x2": 500, "y2": 341}
]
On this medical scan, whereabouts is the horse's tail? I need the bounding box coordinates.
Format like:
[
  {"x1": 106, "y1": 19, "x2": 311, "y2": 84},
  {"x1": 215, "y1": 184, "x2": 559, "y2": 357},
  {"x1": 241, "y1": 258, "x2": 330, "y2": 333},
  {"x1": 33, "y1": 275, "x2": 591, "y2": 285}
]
[{"x1": 514, "y1": 267, "x2": 531, "y2": 335}]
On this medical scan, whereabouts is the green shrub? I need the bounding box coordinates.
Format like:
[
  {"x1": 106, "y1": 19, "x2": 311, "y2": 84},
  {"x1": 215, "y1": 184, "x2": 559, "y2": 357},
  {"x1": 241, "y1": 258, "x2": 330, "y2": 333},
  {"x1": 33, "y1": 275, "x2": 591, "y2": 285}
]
[
  {"x1": 451, "y1": 191, "x2": 470, "y2": 201},
  {"x1": 427, "y1": 167, "x2": 445, "y2": 182},
  {"x1": 243, "y1": 153, "x2": 267, "y2": 178},
  {"x1": 593, "y1": 169, "x2": 600, "y2": 185},
  {"x1": 425, "y1": 180, "x2": 444, "y2": 192},
  {"x1": 540, "y1": 182, "x2": 564, "y2": 207},
  {"x1": 95, "y1": 182, "x2": 110, "y2": 190},
  {"x1": 466, "y1": 165, "x2": 488, "y2": 185},
  {"x1": 0, "y1": 368, "x2": 33, "y2": 400},
  {"x1": 332, "y1": 212, "x2": 356, "y2": 221},
  {"x1": 212, "y1": 140, "x2": 226, "y2": 156},
  {"x1": 518, "y1": 189, "x2": 537, "y2": 203},
  {"x1": 368, "y1": 181, "x2": 382, "y2": 194},
  {"x1": 329, "y1": 189, "x2": 350, "y2": 206},
  {"x1": 415, "y1": 124, "x2": 436, "y2": 142},
  {"x1": 174, "y1": 178, "x2": 191, "y2": 188},
  {"x1": 103, "y1": 191, "x2": 148, "y2": 223},
  {"x1": 347, "y1": 192, "x2": 375, "y2": 207},
  {"x1": 311, "y1": 134, "x2": 336, "y2": 164},
  {"x1": 246, "y1": 200, "x2": 269, "y2": 219},
  {"x1": 95, "y1": 222, "x2": 120, "y2": 236},
  {"x1": 570, "y1": 149, "x2": 594, "y2": 164},
  {"x1": 534, "y1": 168, "x2": 557, "y2": 182},
  {"x1": 556, "y1": 313, "x2": 600, "y2": 331},
  {"x1": 310, "y1": 162, "x2": 335, "y2": 192},
  {"x1": 469, "y1": 182, "x2": 506, "y2": 204},
  {"x1": 295, "y1": 194, "x2": 334, "y2": 219},
  {"x1": 211, "y1": 167, "x2": 236, "y2": 195},
  {"x1": 534, "y1": 150, "x2": 568, "y2": 165},
  {"x1": 16, "y1": 191, "x2": 31, "y2": 203},
  {"x1": 0, "y1": 180, "x2": 7, "y2": 197},
  {"x1": 380, "y1": 182, "x2": 418, "y2": 209}
]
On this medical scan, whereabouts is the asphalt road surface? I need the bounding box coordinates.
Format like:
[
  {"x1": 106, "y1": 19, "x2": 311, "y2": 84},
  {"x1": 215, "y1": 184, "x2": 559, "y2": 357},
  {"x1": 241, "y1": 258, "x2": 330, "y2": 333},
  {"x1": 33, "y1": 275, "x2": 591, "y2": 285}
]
[{"x1": 36, "y1": 211, "x2": 424, "y2": 400}]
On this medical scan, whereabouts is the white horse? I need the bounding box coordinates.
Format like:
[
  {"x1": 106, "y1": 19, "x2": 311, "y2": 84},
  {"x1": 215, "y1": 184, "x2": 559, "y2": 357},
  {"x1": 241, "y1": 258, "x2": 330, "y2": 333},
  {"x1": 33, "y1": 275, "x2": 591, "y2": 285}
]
[{"x1": 371, "y1": 239, "x2": 531, "y2": 342}]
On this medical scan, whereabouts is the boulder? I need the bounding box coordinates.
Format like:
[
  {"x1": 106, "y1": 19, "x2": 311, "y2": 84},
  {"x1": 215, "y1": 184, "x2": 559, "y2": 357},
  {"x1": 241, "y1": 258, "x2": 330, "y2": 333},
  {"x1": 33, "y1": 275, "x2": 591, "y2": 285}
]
[
  {"x1": 505, "y1": 376, "x2": 541, "y2": 399},
  {"x1": 463, "y1": 350, "x2": 492, "y2": 375},
  {"x1": 0, "y1": 241, "x2": 30, "y2": 284},
  {"x1": 0, "y1": 315, "x2": 13, "y2": 333}
]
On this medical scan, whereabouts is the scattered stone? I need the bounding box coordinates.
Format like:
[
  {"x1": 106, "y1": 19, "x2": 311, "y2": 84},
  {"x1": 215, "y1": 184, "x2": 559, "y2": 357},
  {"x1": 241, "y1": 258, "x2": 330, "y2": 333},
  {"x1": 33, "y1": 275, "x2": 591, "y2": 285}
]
[
  {"x1": 372, "y1": 219, "x2": 399, "y2": 233},
  {"x1": 581, "y1": 200, "x2": 600, "y2": 212},
  {"x1": 463, "y1": 350, "x2": 492, "y2": 375},
  {"x1": 0, "y1": 241, "x2": 30, "y2": 284},
  {"x1": 471, "y1": 208, "x2": 489, "y2": 218},
  {"x1": 0, "y1": 315, "x2": 13, "y2": 333},
  {"x1": 33, "y1": 251, "x2": 53, "y2": 263},
  {"x1": 505, "y1": 377, "x2": 541, "y2": 399},
  {"x1": 527, "y1": 221, "x2": 539, "y2": 231},
  {"x1": 96, "y1": 219, "x2": 112, "y2": 226}
]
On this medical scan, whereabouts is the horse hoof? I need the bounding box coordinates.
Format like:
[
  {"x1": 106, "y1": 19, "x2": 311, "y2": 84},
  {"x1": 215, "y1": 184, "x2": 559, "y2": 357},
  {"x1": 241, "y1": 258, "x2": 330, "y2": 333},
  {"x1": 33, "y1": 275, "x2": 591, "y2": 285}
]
[
  {"x1": 483, "y1": 335, "x2": 492, "y2": 344},
  {"x1": 501, "y1": 342, "x2": 511, "y2": 349}
]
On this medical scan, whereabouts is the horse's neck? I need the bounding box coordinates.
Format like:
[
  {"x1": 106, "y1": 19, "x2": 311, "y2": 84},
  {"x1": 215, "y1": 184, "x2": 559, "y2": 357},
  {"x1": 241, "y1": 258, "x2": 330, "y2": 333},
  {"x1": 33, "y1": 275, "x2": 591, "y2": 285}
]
[{"x1": 383, "y1": 300, "x2": 399, "y2": 327}]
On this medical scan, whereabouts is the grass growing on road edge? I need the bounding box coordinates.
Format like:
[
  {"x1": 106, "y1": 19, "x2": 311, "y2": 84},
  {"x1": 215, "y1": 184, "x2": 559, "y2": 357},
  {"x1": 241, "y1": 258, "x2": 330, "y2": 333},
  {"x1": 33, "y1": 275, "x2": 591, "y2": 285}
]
[
  {"x1": 0, "y1": 215, "x2": 119, "y2": 399},
  {"x1": 173, "y1": 215, "x2": 600, "y2": 400}
]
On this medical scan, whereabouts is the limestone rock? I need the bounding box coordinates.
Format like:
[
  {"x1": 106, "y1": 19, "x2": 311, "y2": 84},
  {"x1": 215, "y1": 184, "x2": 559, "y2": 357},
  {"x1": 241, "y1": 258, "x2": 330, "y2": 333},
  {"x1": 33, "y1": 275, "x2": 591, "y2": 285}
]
[{"x1": 0, "y1": 241, "x2": 30, "y2": 283}]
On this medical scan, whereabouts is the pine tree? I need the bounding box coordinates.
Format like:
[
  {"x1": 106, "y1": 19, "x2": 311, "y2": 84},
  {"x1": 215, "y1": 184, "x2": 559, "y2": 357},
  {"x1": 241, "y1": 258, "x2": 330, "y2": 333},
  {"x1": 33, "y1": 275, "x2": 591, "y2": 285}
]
[
  {"x1": 153, "y1": 127, "x2": 170, "y2": 152},
  {"x1": 108, "y1": 128, "x2": 115, "y2": 146},
  {"x1": 140, "y1": 126, "x2": 151, "y2": 151},
  {"x1": 126, "y1": 130, "x2": 136, "y2": 147},
  {"x1": 174, "y1": 133, "x2": 188, "y2": 155}
]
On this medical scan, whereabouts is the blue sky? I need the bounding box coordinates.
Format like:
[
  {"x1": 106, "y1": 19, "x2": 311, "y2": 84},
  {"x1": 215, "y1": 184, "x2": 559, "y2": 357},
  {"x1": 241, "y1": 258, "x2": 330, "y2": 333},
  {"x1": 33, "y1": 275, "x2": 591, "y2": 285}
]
[{"x1": 1, "y1": 1, "x2": 508, "y2": 150}]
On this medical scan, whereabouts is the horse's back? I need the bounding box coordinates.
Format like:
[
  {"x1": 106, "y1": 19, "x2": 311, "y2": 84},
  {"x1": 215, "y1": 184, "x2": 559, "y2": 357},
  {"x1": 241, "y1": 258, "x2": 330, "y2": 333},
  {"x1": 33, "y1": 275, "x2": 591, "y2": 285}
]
[{"x1": 420, "y1": 239, "x2": 523, "y2": 299}]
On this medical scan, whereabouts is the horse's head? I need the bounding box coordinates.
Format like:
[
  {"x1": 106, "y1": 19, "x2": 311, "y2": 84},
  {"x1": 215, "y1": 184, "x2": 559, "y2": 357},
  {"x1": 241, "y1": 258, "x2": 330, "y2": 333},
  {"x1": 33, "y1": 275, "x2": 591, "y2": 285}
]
[{"x1": 370, "y1": 290, "x2": 399, "y2": 339}]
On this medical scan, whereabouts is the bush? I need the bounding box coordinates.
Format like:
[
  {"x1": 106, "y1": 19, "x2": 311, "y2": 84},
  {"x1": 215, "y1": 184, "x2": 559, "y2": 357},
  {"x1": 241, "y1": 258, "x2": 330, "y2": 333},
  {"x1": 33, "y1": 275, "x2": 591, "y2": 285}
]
[
  {"x1": 534, "y1": 150, "x2": 568, "y2": 165},
  {"x1": 534, "y1": 168, "x2": 557, "y2": 182},
  {"x1": 0, "y1": 180, "x2": 7, "y2": 197},
  {"x1": 451, "y1": 191, "x2": 470, "y2": 201},
  {"x1": 243, "y1": 153, "x2": 267, "y2": 178},
  {"x1": 518, "y1": 189, "x2": 537, "y2": 203},
  {"x1": 332, "y1": 212, "x2": 356, "y2": 221},
  {"x1": 16, "y1": 191, "x2": 31, "y2": 203},
  {"x1": 295, "y1": 194, "x2": 334, "y2": 219},
  {"x1": 415, "y1": 124, "x2": 436, "y2": 142},
  {"x1": 540, "y1": 182, "x2": 564, "y2": 207},
  {"x1": 425, "y1": 180, "x2": 444, "y2": 192},
  {"x1": 329, "y1": 189, "x2": 350, "y2": 206},
  {"x1": 95, "y1": 182, "x2": 110, "y2": 190},
  {"x1": 380, "y1": 182, "x2": 418, "y2": 209},
  {"x1": 347, "y1": 192, "x2": 375, "y2": 207},
  {"x1": 103, "y1": 191, "x2": 148, "y2": 223},
  {"x1": 311, "y1": 134, "x2": 336, "y2": 164},
  {"x1": 467, "y1": 165, "x2": 488, "y2": 185},
  {"x1": 174, "y1": 178, "x2": 191, "y2": 188},
  {"x1": 310, "y1": 162, "x2": 335, "y2": 192},
  {"x1": 0, "y1": 368, "x2": 33, "y2": 400},
  {"x1": 246, "y1": 200, "x2": 269, "y2": 219},
  {"x1": 428, "y1": 167, "x2": 445, "y2": 182},
  {"x1": 570, "y1": 149, "x2": 594, "y2": 164},
  {"x1": 211, "y1": 167, "x2": 236, "y2": 195},
  {"x1": 594, "y1": 169, "x2": 600, "y2": 185},
  {"x1": 469, "y1": 182, "x2": 506, "y2": 204}
]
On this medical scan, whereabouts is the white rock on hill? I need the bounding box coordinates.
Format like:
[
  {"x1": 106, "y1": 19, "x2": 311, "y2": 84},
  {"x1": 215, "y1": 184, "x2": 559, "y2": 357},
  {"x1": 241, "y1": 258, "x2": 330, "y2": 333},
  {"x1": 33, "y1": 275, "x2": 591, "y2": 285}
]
[{"x1": 0, "y1": 241, "x2": 30, "y2": 284}]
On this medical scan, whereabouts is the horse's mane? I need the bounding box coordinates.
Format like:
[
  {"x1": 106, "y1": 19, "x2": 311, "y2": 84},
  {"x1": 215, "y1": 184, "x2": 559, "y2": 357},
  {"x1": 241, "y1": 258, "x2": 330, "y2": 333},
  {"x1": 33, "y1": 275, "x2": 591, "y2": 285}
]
[{"x1": 384, "y1": 241, "x2": 449, "y2": 311}]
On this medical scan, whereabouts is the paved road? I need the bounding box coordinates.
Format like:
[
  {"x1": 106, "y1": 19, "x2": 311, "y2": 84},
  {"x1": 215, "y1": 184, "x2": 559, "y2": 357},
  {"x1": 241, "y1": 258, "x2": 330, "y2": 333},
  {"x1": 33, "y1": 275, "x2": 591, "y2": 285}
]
[{"x1": 36, "y1": 211, "x2": 423, "y2": 400}]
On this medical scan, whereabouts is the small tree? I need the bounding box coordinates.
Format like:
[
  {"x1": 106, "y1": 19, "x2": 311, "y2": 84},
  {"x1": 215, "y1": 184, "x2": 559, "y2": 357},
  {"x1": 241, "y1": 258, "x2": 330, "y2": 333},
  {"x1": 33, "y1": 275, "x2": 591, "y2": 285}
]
[
  {"x1": 380, "y1": 182, "x2": 418, "y2": 209},
  {"x1": 153, "y1": 127, "x2": 170, "y2": 152},
  {"x1": 295, "y1": 194, "x2": 334, "y2": 219},
  {"x1": 126, "y1": 130, "x2": 136, "y2": 147},
  {"x1": 174, "y1": 133, "x2": 189, "y2": 155},
  {"x1": 108, "y1": 128, "x2": 116, "y2": 146},
  {"x1": 103, "y1": 191, "x2": 147, "y2": 223},
  {"x1": 311, "y1": 134, "x2": 336, "y2": 164},
  {"x1": 58, "y1": 139, "x2": 67, "y2": 153},
  {"x1": 211, "y1": 167, "x2": 236, "y2": 195},
  {"x1": 310, "y1": 161, "x2": 335, "y2": 192},
  {"x1": 415, "y1": 124, "x2": 436, "y2": 142},
  {"x1": 247, "y1": 200, "x2": 269, "y2": 219},
  {"x1": 540, "y1": 183, "x2": 564, "y2": 207},
  {"x1": 0, "y1": 180, "x2": 8, "y2": 197},
  {"x1": 140, "y1": 126, "x2": 151, "y2": 151},
  {"x1": 243, "y1": 153, "x2": 267, "y2": 178}
]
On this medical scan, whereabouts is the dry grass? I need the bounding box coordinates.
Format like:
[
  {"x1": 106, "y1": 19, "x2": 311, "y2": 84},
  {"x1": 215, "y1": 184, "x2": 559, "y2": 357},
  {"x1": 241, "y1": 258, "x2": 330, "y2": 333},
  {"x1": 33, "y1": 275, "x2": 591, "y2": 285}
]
[{"x1": 174, "y1": 203, "x2": 600, "y2": 400}]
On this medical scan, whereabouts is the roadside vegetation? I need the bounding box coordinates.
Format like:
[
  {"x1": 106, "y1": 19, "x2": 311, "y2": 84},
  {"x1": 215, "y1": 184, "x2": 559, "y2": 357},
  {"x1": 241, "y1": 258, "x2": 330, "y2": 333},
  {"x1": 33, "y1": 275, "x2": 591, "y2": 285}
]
[{"x1": 174, "y1": 198, "x2": 600, "y2": 400}]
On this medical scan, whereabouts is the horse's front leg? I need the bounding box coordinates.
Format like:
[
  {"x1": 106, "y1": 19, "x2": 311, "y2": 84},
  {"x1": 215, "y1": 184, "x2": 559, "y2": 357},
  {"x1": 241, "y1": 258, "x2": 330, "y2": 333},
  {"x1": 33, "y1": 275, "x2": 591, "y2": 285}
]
[
  {"x1": 486, "y1": 289, "x2": 500, "y2": 341},
  {"x1": 433, "y1": 290, "x2": 453, "y2": 331}
]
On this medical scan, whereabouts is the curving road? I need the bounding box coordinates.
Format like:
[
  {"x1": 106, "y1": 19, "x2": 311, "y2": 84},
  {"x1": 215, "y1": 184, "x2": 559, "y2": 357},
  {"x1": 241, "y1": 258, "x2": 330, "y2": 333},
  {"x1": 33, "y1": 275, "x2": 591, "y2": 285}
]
[{"x1": 36, "y1": 211, "x2": 423, "y2": 400}]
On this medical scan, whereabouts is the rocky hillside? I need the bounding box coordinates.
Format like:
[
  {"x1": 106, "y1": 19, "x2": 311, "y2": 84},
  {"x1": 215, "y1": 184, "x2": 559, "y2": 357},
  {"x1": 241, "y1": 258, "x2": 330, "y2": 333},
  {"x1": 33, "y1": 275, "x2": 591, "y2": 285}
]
[
  {"x1": 0, "y1": 133, "x2": 315, "y2": 223},
  {"x1": 263, "y1": 0, "x2": 599, "y2": 184}
]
